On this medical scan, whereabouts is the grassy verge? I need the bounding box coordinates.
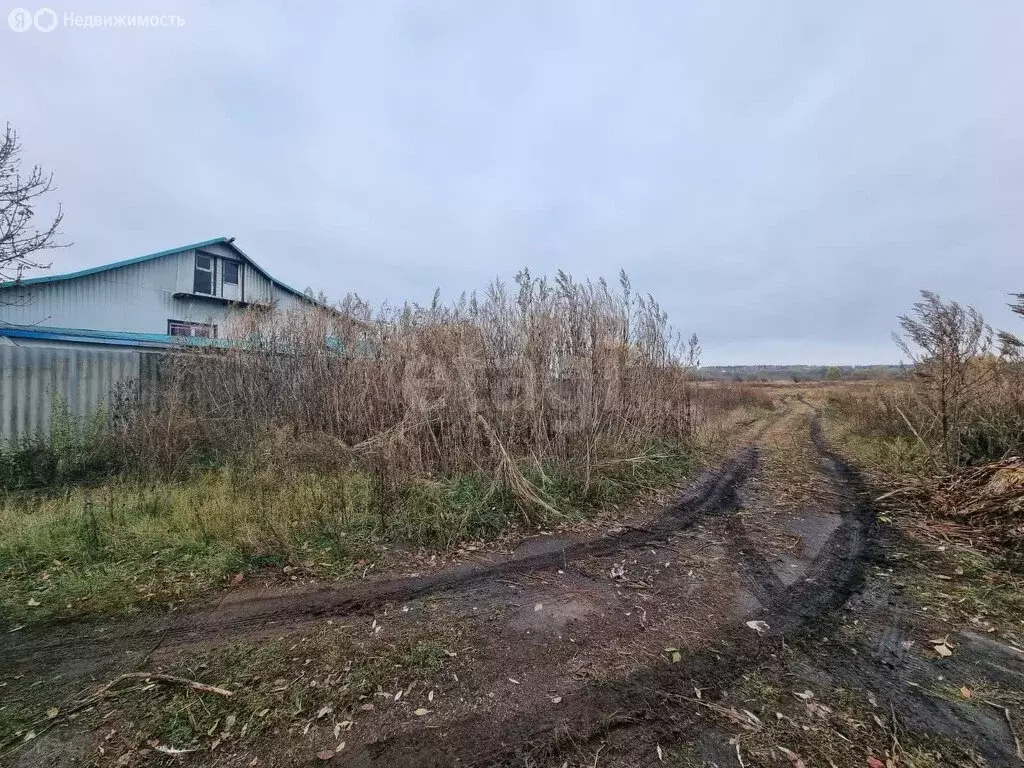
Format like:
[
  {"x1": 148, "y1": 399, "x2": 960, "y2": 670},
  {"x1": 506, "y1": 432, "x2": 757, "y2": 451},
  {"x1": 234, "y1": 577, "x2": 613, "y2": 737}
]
[
  {"x1": 0, "y1": 441, "x2": 695, "y2": 626},
  {"x1": 706, "y1": 671, "x2": 950, "y2": 768},
  {"x1": 1, "y1": 613, "x2": 464, "y2": 760},
  {"x1": 821, "y1": 393, "x2": 1024, "y2": 643}
]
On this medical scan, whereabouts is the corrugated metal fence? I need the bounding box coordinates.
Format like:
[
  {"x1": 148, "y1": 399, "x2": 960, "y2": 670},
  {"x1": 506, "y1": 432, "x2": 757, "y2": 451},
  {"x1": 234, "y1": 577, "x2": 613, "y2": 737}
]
[{"x1": 0, "y1": 346, "x2": 163, "y2": 445}]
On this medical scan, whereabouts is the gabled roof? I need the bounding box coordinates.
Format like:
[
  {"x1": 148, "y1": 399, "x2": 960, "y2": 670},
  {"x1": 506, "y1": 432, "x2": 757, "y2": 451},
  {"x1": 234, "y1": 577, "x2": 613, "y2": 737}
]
[{"x1": 1, "y1": 236, "x2": 311, "y2": 300}]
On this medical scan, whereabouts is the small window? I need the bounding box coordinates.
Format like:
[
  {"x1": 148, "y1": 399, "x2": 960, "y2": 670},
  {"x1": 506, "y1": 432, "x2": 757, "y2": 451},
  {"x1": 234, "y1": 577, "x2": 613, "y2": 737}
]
[
  {"x1": 193, "y1": 254, "x2": 214, "y2": 294},
  {"x1": 223, "y1": 260, "x2": 239, "y2": 285},
  {"x1": 168, "y1": 320, "x2": 217, "y2": 338}
]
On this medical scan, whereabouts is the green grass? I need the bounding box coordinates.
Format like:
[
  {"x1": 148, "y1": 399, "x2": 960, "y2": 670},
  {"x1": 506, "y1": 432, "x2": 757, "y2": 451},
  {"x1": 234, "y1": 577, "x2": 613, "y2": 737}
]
[
  {"x1": 147, "y1": 621, "x2": 454, "y2": 747},
  {"x1": 724, "y1": 672, "x2": 948, "y2": 768},
  {"x1": 0, "y1": 441, "x2": 695, "y2": 625},
  {"x1": 900, "y1": 547, "x2": 1024, "y2": 637},
  {"x1": 0, "y1": 616, "x2": 463, "y2": 757},
  {"x1": 0, "y1": 470, "x2": 378, "y2": 624}
]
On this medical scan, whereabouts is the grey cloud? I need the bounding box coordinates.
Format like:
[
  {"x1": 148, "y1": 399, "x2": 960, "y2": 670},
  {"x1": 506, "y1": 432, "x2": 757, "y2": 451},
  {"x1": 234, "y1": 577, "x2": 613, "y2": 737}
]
[{"x1": 2, "y1": 0, "x2": 1022, "y2": 364}]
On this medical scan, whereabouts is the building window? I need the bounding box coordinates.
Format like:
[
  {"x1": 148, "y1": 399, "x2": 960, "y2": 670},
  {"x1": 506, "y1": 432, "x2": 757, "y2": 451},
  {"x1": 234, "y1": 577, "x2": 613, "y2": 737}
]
[
  {"x1": 223, "y1": 260, "x2": 239, "y2": 285},
  {"x1": 168, "y1": 320, "x2": 217, "y2": 338},
  {"x1": 193, "y1": 254, "x2": 214, "y2": 295}
]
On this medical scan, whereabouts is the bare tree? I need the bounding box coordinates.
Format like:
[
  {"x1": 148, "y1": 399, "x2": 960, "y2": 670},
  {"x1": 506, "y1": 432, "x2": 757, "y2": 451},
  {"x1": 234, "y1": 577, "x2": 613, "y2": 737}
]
[
  {"x1": 0, "y1": 123, "x2": 66, "y2": 285},
  {"x1": 894, "y1": 290, "x2": 995, "y2": 468}
]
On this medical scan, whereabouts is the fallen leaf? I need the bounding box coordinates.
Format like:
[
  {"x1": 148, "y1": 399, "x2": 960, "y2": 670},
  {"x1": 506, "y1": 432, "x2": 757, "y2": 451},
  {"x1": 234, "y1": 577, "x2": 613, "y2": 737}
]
[
  {"x1": 154, "y1": 745, "x2": 199, "y2": 755},
  {"x1": 867, "y1": 757, "x2": 884, "y2": 768},
  {"x1": 316, "y1": 706, "x2": 333, "y2": 719},
  {"x1": 27, "y1": 598, "x2": 40, "y2": 608},
  {"x1": 316, "y1": 750, "x2": 335, "y2": 761},
  {"x1": 777, "y1": 746, "x2": 807, "y2": 767},
  {"x1": 933, "y1": 641, "x2": 953, "y2": 658},
  {"x1": 508, "y1": 678, "x2": 521, "y2": 685},
  {"x1": 45, "y1": 707, "x2": 59, "y2": 719},
  {"x1": 551, "y1": 696, "x2": 562, "y2": 704},
  {"x1": 656, "y1": 744, "x2": 664, "y2": 761},
  {"x1": 413, "y1": 708, "x2": 430, "y2": 716},
  {"x1": 746, "y1": 620, "x2": 770, "y2": 635},
  {"x1": 960, "y1": 686, "x2": 973, "y2": 699},
  {"x1": 534, "y1": 603, "x2": 543, "y2": 612},
  {"x1": 428, "y1": 690, "x2": 434, "y2": 702}
]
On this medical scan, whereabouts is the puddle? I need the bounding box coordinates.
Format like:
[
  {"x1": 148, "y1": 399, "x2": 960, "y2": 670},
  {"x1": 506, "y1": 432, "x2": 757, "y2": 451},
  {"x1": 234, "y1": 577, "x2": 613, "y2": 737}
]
[{"x1": 788, "y1": 514, "x2": 842, "y2": 559}]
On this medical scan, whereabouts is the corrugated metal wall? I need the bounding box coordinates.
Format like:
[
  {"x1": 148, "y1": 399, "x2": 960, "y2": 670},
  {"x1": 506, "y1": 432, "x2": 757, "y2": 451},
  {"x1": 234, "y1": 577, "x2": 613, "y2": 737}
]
[{"x1": 0, "y1": 346, "x2": 162, "y2": 445}]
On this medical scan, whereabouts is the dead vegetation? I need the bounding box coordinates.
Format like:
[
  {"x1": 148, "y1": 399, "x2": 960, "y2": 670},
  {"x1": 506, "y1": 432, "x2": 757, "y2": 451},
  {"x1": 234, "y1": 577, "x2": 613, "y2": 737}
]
[
  {"x1": 114, "y1": 268, "x2": 763, "y2": 489},
  {"x1": 828, "y1": 290, "x2": 1024, "y2": 564}
]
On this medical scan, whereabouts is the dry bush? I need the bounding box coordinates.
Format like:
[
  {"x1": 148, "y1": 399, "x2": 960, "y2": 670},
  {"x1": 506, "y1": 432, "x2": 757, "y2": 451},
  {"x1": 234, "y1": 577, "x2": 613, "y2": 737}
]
[
  {"x1": 827, "y1": 380, "x2": 916, "y2": 441},
  {"x1": 890, "y1": 291, "x2": 1024, "y2": 469},
  {"x1": 691, "y1": 381, "x2": 775, "y2": 416},
  {"x1": 113, "y1": 270, "x2": 701, "y2": 510},
  {"x1": 830, "y1": 292, "x2": 1024, "y2": 561}
]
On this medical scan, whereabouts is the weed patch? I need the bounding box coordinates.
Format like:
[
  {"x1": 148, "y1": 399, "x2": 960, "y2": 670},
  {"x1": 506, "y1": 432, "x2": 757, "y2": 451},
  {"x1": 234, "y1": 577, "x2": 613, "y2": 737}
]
[{"x1": 0, "y1": 442, "x2": 695, "y2": 625}]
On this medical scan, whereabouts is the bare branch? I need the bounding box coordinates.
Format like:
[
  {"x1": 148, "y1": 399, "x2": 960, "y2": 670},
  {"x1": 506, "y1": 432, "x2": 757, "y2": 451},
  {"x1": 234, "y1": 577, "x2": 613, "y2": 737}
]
[{"x1": 0, "y1": 123, "x2": 68, "y2": 287}]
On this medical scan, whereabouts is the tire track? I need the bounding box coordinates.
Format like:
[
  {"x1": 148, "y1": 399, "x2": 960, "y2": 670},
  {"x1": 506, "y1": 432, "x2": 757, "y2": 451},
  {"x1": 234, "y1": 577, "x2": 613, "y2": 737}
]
[
  {"x1": 1, "y1": 444, "x2": 761, "y2": 668},
  {"x1": 342, "y1": 412, "x2": 876, "y2": 767}
]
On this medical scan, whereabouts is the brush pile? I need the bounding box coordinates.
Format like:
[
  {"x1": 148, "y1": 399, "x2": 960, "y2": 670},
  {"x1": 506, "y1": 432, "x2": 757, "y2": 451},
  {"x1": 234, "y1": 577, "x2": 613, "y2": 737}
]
[{"x1": 890, "y1": 457, "x2": 1024, "y2": 561}]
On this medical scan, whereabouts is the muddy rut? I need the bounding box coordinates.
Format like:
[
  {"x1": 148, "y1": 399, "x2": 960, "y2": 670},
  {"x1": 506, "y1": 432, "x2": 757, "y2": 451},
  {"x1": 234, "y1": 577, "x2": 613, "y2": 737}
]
[
  {"x1": 2, "y1": 443, "x2": 760, "y2": 672},
  {"x1": 342, "y1": 406, "x2": 878, "y2": 767}
]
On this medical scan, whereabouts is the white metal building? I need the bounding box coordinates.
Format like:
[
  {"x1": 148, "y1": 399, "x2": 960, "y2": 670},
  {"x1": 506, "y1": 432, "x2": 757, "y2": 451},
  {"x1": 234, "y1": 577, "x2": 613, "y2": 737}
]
[{"x1": 0, "y1": 237, "x2": 317, "y2": 349}]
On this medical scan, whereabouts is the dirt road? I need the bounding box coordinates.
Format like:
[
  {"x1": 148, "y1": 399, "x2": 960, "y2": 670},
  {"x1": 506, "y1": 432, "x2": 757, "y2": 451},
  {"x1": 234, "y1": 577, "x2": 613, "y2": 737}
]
[{"x1": 4, "y1": 400, "x2": 1022, "y2": 766}]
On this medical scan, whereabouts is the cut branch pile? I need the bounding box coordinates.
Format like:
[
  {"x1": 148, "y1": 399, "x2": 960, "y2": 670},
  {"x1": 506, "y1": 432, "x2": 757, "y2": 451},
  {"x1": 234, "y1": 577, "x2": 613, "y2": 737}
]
[{"x1": 886, "y1": 457, "x2": 1024, "y2": 559}]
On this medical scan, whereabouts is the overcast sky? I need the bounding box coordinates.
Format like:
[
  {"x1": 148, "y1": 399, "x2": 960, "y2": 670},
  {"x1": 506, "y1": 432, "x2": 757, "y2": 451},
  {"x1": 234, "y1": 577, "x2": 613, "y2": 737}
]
[{"x1": 4, "y1": 1, "x2": 1023, "y2": 364}]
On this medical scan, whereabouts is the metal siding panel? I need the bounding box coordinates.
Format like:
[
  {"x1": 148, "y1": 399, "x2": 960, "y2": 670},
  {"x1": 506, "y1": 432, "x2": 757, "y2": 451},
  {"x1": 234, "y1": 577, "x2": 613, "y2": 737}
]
[
  {"x1": 0, "y1": 345, "x2": 148, "y2": 446},
  {"x1": 1, "y1": 253, "x2": 189, "y2": 334},
  {"x1": 28, "y1": 346, "x2": 44, "y2": 439},
  {"x1": 0, "y1": 347, "x2": 11, "y2": 442}
]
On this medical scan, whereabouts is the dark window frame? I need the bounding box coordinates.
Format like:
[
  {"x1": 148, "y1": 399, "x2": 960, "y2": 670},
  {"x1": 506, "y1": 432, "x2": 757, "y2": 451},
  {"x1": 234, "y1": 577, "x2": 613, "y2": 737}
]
[
  {"x1": 193, "y1": 253, "x2": 215, "y2": 295},
  {"x1": 168, "y1": 320, "x2": 217, "y2": 338},
  {"x1": 223, "y1": 260, "x2": 239, "y2": 285}
]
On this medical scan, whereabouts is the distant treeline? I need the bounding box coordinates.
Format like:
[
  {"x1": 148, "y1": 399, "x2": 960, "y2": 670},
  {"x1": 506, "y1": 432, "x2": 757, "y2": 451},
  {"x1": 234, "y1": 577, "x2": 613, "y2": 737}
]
[{"x1": 698, "y1": 364, "x2": 906, "y2": 382}]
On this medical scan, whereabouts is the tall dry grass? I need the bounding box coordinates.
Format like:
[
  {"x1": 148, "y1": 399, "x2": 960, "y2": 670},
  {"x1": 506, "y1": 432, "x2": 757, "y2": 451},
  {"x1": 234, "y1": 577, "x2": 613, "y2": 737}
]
[{"x1": 115, "y1": 270, "x2": 709, "y2": 490}]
